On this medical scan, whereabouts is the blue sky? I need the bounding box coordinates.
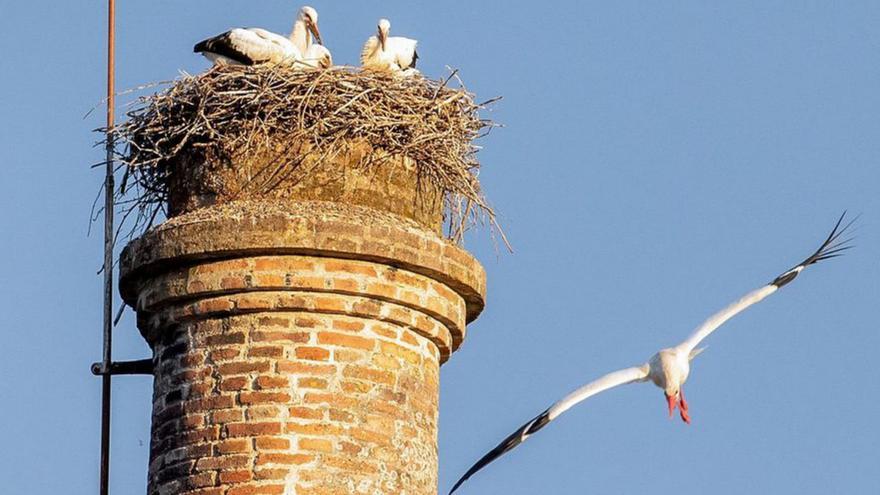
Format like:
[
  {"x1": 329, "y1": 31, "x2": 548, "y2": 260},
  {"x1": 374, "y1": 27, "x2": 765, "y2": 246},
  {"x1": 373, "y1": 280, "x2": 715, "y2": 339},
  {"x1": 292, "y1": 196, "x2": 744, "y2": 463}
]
[{"x1": 1, "y1": 1, "x2": 878, "y2": 494}]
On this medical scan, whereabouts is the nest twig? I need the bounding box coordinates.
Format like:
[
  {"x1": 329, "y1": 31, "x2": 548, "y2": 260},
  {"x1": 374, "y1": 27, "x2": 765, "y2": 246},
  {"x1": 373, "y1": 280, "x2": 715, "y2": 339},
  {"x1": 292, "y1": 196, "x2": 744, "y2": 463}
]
[{"x1": 104, "y1": 65, "x2": 503, "y2": 245}]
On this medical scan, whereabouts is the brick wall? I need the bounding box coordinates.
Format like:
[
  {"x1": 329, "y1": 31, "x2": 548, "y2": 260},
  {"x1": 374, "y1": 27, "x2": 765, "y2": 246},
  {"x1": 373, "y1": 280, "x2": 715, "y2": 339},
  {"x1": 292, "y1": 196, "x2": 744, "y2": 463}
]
[{"x1": 121, "y1": 200, "x2": 485, "y2": 495}]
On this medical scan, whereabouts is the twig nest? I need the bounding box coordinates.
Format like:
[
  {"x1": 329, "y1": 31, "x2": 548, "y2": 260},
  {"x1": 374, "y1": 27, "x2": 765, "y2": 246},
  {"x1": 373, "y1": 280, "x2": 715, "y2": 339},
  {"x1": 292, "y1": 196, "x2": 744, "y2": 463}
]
[{"x1": 113, "y1": 65, "x2": 499, "y2": 242}]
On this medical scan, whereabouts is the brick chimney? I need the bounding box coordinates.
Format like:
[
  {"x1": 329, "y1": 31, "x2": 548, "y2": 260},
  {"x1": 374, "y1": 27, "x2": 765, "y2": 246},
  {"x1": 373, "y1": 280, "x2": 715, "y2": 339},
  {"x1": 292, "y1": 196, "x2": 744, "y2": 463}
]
[{"x1": 119, "y1": 151, "x2": 486, "y2": 495}]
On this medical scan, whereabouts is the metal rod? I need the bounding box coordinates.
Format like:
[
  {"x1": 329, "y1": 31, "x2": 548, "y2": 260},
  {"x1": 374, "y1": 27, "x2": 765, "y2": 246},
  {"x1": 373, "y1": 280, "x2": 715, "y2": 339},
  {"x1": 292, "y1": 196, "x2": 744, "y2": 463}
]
[
  {"x1": 92, "y1": 359, "x2": 154, "y2": 377},
  {"x1": 99, "y1": 0, "x2": 116, "y2": 494}
]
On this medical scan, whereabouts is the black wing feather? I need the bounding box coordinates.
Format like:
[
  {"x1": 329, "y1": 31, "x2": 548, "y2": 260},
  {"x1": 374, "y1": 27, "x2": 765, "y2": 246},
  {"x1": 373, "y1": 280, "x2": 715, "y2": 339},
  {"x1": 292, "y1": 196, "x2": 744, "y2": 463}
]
[
  {"x1": 770, "y1": 211, "x2": 856, "y2": 288},
  {"x1": 194, "y1": 31, "x2": 255, "y2": 65},
  {"x1": 448, "y1": 409, "x2": 551, "y2": 494}
]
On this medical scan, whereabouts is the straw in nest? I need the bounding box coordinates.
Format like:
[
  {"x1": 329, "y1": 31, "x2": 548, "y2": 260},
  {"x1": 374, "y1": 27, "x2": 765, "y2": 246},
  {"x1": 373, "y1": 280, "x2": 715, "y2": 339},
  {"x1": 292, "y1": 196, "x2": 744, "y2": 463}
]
[{"x1": 106, "y1": 65, "x2": 502, "y2": 245}]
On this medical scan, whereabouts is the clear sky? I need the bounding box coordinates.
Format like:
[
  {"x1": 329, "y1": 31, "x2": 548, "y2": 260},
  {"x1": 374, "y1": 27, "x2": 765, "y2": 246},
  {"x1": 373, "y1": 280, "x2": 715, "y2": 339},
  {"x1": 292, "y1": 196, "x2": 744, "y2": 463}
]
[{"x1": 1, "y1": 1, "x2": 877, "y2": 494}]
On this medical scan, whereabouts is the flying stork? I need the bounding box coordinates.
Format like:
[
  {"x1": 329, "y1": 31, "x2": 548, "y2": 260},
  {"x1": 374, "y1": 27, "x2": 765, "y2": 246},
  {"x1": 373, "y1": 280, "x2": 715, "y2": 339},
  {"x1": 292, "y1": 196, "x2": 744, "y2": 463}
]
[{"x1": 449, "y1": 213, "x2": 855, "y2": 494}]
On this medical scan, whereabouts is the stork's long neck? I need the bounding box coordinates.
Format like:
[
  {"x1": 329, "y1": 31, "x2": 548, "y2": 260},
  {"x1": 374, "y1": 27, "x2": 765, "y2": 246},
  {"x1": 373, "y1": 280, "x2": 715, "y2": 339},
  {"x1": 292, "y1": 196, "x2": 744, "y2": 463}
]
[{"x1": 290, "y1": 18, "x2": 311, "y2": 53}]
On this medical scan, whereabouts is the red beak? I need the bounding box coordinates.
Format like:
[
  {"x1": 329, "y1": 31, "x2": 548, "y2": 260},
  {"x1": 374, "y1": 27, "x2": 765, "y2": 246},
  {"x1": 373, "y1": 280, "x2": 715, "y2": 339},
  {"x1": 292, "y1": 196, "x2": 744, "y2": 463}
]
[{"x1": 666, "y1": 393, "x2": 677, "y2": 418}]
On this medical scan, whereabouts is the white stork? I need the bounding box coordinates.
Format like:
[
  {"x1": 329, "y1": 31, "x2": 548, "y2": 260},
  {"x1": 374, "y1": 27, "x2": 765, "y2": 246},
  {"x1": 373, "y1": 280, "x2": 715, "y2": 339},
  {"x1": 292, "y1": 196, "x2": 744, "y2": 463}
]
[
  {"x1": 289, "y1": 6, "x2": 323, "y2": 55},
  {"x1": 194, "y1": 28, "x2": 301, "y2": 66},
  {"x1": 448, "y1": 213, "x2": 855, "y2": 494},
  {"x1": 302, "y1": 44, "x2": 333, "y2": 69},
  {"x1": 194, "y1": 6, "x2": 327, "y2": 68},
  {"x1": 361, "y1": 18, "x2": 419, "y2": 75},
  {"x1": 290, "y1": 6, "x2": 332, "y2": 68}
]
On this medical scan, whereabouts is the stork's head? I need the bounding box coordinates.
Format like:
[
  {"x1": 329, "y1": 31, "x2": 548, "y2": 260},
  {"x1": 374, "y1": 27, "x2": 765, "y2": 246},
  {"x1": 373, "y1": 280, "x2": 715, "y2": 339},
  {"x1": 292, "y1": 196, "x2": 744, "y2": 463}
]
[
  {"x1": 312, "y1": 45, "x2": 333, "y2": 69},
  {"x1": 377, "y1": 18, "x2": 391, "y2": 50},
  {"x1": 300, "y1": 6, "x2": 322, "y2": 45}
]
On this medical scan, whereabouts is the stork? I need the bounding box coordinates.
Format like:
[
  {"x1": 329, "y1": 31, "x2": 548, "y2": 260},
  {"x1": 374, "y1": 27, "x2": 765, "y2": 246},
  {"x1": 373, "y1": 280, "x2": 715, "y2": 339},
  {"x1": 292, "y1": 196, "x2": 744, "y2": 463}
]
[
  {"x1": 448, "y1": 213, "x2": 855, "y2": 494},
  {"x1": 361, "y1": 18, "x2": 419, "y2": 75},
  {"x1": 194, "y1": 27, "x2": 301, "y2": 66},
  {"x1": 194, "y1": 6, "x2": 327, "y2": 68},
  {"x1": 290, "y1": 6, "x2": 332, "y2": 68},
  {"x1": 289, "y1": 6, "x2": 323, "y2": 54},
  {"x1": 302, "y1": 44, "x2": 333, "y2": 69}
]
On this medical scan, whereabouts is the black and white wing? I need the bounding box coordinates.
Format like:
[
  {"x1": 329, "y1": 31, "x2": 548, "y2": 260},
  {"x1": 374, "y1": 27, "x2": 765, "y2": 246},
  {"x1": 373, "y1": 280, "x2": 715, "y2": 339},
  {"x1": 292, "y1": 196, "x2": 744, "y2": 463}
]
[
  {"x1": 448, "y1": 365, "x2": 649, "y2": 494},
  {"x1": 675, "y1": 212, "x2": 855, "y2": 355},
  {"x1": 194, "y1": 28, "x2": 300, "y2": 66}
]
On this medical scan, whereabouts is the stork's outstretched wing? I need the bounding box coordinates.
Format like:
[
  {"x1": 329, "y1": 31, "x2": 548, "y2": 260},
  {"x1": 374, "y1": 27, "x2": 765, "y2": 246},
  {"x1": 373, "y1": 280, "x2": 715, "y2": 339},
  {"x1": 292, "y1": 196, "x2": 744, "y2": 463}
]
[
  {"x1": 676, "y1": 212, "x2": 855, "y2": 355},
  {"x1": 448, "y1": 365, "x2": 649, "y2": 494}
]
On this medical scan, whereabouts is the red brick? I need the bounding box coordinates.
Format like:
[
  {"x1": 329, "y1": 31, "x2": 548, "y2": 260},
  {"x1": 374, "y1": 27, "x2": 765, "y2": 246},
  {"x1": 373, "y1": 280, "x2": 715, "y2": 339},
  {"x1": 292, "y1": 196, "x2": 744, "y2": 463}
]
[
  {"x1": 340, "y1": 380, "x2": 373, "y2": 394},
  {"x1": 211, "y1": 409, "x2": 244, "y2": 423},
  {"x1": 298, "y1": 438, "x2": 333, "y2": 453},
  {"x1": 379, "y1": 341, "x2": 422, "y2": 365},
  {"x1": 226, "y1": 422, "x2": 282, "y2": 437},
  {"x1": 314, "y1": 297, "x2": 347, "y2": 312},
  {"x1": 218, "y1": 362, "x2": 271, "y2": 375},
  {"x1": 317, "y1": 332, "x2": 374, "y2": 351},
  {"x1": 248, "y1": 346, "x2": 284, "y2": 359},
  {"x1": 257, "y1": 316, "x2": 291, "y2": 328},
  {"x1": 215, "y1": 438, "x2": 250, "y2": 454},
  {"x1": 257, "y1": 453, "x2": 308, "y2": 466},
  {"x1": 252, "y1": 331, "x2": 309, "y2": 343},
  {"x1": 227, "y1": 484, "x2": 285, "y2": 495},
  {"x1": 276, "y1": 361, "x2": 336, "y2": 375},
  {"x1": 284, "y1": 422, "x2": 343, "y2": 436},
  {"x1": 324, "y1": 260, "x2": 377, "y2": 277},
  {"x1": 195, "y1": 454, "x2": 249, "y2": 471},
  {"x1": 339, "y1": 441, "x2": 362, "y2": 455},
  {"x1": 253, "y1": 258, "x2": 286, "y2": 271},
  {"x1": 332, "y1": 319, "x2": 365, "y2": 332},
  {"x1": 303, "y1": 392, "x2": 357, "y2": 409},
  {"x1": 220, "y1": 276, "x2": 247, "y2": 290},
  {"x1": 256, "y1": 274, "x2": 285, "y2": 287},
  {"x1": 184, "y1": 396, "x2": 234, "y2": 413},
  {"x1": 290, "y1": 317, "x2": 317, "y2": 329},
  {"x1": 400, "y1": 330, "x2": 419, "y2": 346},
  {"x1": 349, "y1": 427, "x2": 391, "y2": 445},
  {"x1": 246, "y1": 406, "x2": 283, "y2": 420},
  {"x1": 289, "y1": 406, "x2": 324, "y2": 420},
  {"x1": 237, "y1": 296, "x2": 272, "y2": 310},
  {"x1": 197, "y1": 299, "x2": 234, "y2": 314},
  {"x1": 328, "y1": 409, "x2": 355, "y2": 423},
  {"x1": 219, "y1": 470, "x2": 253, "y2": 484},
  {"x1": 239, "y1": 392, "x2": 291, "y2": 405},
  {"x1": 295, "y1": 346, "x2": 330, "y2": 361},
  {"x1": 254, "y1": 376, "x2": 289, "y2": 389},
  {"x1": 220, "y1": 376, "x2": 249, "y2": 392},
  {"x1": 342, "y1": 365, "x2": 394, "y2": 385},
  {"x1": 254, "y1": 468, "x2": 287, "y2": 480},
  {"x1": 209, "y1": 348, "x2": 241, "y2": 361},
  {"x1": 297, "y1": 377, "x2": 328, "y2": 389},
  {"x1": 332, "y1": 348, "x2": 365, "y2": 363},
  {"x1": 254, "y1": 437, "x2": 290, "y2": 450},
  {"x1": 179, "y1": 426, "x2": 220, "y2": 445},
  {"x1": 332, "y1": 278, "x2": 360, "y2": 292}
]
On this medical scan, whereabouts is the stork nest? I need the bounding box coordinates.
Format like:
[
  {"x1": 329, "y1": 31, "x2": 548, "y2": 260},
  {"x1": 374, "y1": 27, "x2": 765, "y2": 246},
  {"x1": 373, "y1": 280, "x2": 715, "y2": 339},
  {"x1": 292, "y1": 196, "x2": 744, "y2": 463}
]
[{"x1": 106, "y1": 64, "x2": 502, "y2": 244}]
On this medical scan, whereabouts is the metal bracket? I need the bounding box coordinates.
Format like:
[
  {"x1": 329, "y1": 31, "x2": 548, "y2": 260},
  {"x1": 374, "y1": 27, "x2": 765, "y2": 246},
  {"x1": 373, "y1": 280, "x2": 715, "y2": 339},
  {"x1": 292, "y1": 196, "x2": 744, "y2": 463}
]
[{"x1": 91, "y1": 359, "x2": 154, "y2": 376}]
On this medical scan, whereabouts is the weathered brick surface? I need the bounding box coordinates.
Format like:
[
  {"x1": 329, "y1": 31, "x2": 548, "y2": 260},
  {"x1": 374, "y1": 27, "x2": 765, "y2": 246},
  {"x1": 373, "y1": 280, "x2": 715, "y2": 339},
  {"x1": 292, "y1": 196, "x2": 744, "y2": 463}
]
[{"x1": 121, "y1": 202, "x2": 485, "y2": 495}]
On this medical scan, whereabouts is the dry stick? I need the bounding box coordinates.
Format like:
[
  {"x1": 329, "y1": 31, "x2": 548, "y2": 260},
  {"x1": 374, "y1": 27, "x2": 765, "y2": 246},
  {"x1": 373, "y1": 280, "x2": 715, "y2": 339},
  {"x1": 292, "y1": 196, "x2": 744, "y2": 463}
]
[{"x1": 109, "y1": 65, "x2": 498, "y2": 246}]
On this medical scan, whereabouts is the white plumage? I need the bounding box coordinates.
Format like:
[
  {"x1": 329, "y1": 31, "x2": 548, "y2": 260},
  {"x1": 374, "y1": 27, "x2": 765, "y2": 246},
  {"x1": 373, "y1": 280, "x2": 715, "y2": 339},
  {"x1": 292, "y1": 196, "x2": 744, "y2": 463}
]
[
  {"x1": 195, "y1": 28, "x2": 301, "y2": 66},
  {"x1": 302, "y1": 44, "x2": 333, "y2": 69},
  {"x1": 194, "y1": 6, "x2": 330, "y2": 69},
  {"x1": 361, "y1": 18, "x2": 419, "y2": 75},
  {"x1": 449, "y1": 213, "x2": 855, "y2": 494}
]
